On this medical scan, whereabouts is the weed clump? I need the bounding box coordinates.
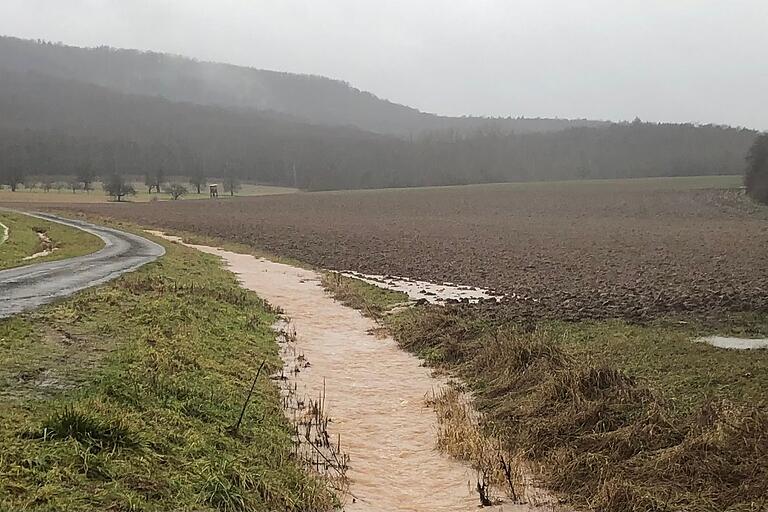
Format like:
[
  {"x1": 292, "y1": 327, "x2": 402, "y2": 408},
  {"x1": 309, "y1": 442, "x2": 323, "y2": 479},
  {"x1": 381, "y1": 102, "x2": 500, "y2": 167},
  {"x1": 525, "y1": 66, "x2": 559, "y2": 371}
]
[
  {"x1": 388, "y1": 305, "x2": 768, "y2": 512},
  {"x1": 38, "y1": 405, "x2": 136, "y2": 450}
]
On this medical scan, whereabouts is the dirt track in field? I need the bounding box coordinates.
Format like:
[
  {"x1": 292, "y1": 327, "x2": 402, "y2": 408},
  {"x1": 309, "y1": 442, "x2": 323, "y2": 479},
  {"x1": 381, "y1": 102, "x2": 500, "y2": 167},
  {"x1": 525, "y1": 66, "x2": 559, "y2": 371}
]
[{"x1": 61, "y1": 181, "x2": 768, "y2": 322}]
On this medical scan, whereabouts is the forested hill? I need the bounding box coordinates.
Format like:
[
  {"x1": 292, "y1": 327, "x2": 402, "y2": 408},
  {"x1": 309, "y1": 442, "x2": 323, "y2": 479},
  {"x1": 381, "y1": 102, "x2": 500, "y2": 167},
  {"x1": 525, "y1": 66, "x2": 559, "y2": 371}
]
[
  {"x1": 0, "y1": 70, "x2": 756, "y2": 190},
  {"x1": 0, "y1": 36, "x2": 758, "y2": 191},
  {"x1": 0, "y1": 36, "x2": 605, "y2": 136}
]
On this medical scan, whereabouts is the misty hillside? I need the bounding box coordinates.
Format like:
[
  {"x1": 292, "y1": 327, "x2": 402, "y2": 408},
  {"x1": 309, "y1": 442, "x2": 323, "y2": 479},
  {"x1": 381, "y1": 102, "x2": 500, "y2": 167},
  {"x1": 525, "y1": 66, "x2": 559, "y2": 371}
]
[
  {"x1": 0, "y1": 69, "x2": 756, "y2": 191},
  {"x1": 0, "y1": 70, "x2": 398, "y2": 188},
  {"x1": 0, "y1": 36, "x2": 606, "y2": 136},
  {"x1": 0, "y1": 36, "x2": 758, "y2": 191}
]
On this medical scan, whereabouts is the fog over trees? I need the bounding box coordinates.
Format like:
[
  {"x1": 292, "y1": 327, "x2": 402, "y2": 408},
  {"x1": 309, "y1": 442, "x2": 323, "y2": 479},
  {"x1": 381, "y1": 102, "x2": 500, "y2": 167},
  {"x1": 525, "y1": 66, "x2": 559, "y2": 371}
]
[
  {"x1": 0, "y1": 36, "x2": 605, "y2": 137},
  {"x1": 0, "y1": 37, "x2": 759, "y2": 191},
  {"x1": 745, "y1": 134, "x2": 768, "y2": 204}
]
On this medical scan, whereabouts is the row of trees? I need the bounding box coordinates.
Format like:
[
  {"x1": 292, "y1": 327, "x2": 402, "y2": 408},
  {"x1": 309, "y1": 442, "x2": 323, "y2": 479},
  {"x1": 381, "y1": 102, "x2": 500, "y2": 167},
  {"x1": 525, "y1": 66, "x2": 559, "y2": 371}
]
[
  {"x1": 141, "y1": 166, "x2": 240, "y2": 196},
  {"x1": 0, "y1": 123, "x2": 756, "y2": 193},
  {"x1": 0, "y1": 166, "x2": 97, "y2": 193},
  {"x1": 101, "y1": 173, "x2": 240, "y2": 202},
  {"x1": 0, "y1": 161, "x2": 242, "y2": 201}
]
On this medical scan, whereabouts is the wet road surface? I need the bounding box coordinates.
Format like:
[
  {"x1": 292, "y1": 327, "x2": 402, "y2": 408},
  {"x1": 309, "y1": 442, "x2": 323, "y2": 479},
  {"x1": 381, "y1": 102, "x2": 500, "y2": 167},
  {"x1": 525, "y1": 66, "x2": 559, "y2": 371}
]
[{"x1": 0, "y1": 213, "x2": 164, "y2": 318}]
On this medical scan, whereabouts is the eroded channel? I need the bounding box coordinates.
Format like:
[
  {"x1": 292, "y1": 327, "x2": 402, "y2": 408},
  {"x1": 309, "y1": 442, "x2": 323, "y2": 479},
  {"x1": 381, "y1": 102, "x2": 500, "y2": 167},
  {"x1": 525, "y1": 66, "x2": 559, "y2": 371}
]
[{"x1": 151, "y1": 233, "x2": 548, "y2": 511}]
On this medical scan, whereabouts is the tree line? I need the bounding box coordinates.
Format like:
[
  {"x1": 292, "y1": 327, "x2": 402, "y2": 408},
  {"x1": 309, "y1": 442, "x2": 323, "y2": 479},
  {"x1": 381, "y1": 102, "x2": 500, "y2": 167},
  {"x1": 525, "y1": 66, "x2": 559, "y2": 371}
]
[
  {"x1": 0, "y1": 122, "x2": 757, "y2": 193},
  {"x1": 0, "y1": 70, "x2": 759, "y2": 192},
  {"x1": 0, "y1": 132, "x2": 244, "y2": 200},
  {"x1": 746, "y1": 134, "x2": 768, "y2": 204}
]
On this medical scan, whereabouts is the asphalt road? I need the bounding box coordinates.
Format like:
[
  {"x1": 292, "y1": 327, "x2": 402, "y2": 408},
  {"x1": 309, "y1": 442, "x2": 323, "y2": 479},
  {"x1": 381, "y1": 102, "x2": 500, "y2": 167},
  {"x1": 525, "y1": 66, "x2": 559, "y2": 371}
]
[{"x1": 0, "y1": 213, "x2": 165, "y2": 318}]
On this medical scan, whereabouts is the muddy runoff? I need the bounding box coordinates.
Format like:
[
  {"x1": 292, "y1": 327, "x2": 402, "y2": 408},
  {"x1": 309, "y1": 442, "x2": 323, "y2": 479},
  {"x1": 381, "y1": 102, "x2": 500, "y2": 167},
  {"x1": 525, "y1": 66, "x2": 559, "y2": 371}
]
[{"x1": 150, "y1": 233, "x2": 551, "y2": 511}]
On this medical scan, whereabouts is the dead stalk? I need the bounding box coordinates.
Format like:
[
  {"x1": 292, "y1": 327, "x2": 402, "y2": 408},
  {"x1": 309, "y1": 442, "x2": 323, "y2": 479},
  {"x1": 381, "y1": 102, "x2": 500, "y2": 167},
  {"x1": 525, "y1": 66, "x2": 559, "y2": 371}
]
[{"x1": 231, "y1": 359, "x2": 266, "y2": 434}]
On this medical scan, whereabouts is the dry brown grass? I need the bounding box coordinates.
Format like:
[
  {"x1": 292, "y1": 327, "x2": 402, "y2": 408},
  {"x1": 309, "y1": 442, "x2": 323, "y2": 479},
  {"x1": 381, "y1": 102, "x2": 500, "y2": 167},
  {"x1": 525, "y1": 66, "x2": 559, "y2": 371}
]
[
  {"x1": 427, "y1": 386, "x2": 536, "y2": 505},
  {"x1": 388, "y1": 306, "x2": 768, "y2": 512}
]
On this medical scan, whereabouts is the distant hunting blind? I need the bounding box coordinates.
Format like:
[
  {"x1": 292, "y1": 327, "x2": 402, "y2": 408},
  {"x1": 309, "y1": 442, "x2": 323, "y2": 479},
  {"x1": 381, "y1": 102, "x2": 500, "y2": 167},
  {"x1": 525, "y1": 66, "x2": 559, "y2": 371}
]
[{"x1": 209, "y1": 184, "x2": 218, "y2": 197}]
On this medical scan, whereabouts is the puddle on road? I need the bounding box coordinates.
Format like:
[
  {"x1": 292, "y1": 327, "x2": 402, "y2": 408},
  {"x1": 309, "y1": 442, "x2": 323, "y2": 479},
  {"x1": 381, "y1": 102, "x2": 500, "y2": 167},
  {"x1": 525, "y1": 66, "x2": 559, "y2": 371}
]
[
  {"x1": 149, "y1": 232, "x2": 550, "y2": 512},
  {"x1": 340, "y1": 270, "x2": 504, "y2": 304},
  {"x1": 698, "y1": 336, "x2": 768, "y2": 350}
]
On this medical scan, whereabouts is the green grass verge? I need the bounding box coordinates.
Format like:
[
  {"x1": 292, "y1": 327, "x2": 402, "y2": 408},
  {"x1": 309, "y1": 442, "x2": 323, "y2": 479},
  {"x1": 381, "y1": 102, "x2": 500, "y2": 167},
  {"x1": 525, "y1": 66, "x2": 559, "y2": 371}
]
[
  {"x1": 320, "y1": 272, "x2": 408, "y2": 318},
  {"x1": 0, "y1": 236, "x2": 334, "y2": 511},
  {"x1": 386, "y1": 310, "x2": 768, "y2": 414},
  {"x1": 554, "y1": 318, "x2": 768, "y2": 411},
  {"x1": 0, "y1": 211, "x2": 103, "y2": 270}
]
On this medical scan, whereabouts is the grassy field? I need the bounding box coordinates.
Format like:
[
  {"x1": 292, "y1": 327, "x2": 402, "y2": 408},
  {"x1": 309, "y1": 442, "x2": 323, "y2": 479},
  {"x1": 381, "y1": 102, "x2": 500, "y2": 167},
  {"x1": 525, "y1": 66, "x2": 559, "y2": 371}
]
[
  {"x1": 0, "y1": 211, "x2": 104, "y2": 270},
  {"x1": 390, "y1": 308, "x2": 768, "y2": 512},
  {"x1": 0, "y1": 182, "x2": 297, "y2": 204},
  {"x1": 0, "y1": 229, "x2": 333, "y2": 511}
]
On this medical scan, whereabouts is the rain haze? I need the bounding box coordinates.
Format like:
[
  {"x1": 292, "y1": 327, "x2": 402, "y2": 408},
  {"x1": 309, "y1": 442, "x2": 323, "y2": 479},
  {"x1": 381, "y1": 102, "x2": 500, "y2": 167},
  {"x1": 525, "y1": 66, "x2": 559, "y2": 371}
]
[
  {"x1": 1, "y1": 1, "x2": 768, "y2": 512},
  {"x1": 0, "y1": 0, "x2": 766, "y2": 129}
]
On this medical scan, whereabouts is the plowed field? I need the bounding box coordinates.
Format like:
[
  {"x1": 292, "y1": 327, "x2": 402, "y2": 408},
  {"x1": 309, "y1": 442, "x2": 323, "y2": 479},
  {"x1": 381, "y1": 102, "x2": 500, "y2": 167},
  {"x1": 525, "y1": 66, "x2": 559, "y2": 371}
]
[{"x1": 62, "y1": 178, "x2": 768, "y2": 322}]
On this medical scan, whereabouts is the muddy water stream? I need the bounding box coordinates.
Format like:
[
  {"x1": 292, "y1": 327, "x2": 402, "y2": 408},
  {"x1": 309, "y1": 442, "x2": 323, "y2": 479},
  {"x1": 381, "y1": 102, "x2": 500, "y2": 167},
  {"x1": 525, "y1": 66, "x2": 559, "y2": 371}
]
[{"x1": 151, "y1": 233, "x2": 547, "y2": 511}]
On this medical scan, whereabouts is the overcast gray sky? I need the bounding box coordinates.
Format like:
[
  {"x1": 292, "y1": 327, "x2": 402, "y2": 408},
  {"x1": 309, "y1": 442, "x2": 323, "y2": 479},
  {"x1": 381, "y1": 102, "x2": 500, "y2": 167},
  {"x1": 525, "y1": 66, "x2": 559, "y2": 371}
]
[{"x1": 1, "y1": 0, "x2": 766, "y2": 129}]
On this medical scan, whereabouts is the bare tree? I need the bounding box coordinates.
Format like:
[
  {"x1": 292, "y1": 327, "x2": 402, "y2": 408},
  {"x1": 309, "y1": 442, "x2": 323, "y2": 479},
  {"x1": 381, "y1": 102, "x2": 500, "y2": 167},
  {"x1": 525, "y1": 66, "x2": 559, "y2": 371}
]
[
  {"x1": 1, "y1": 145, "x2": 26, "y2": 191},
  {"x1": 77, "y1": 164, "x2": 97, "y2": 192},
  {"x1": 144, "y1": 168, "x2": 165, "y2": 194},
  {"x1": 223, "y1": 177, "x2": 241, "y2": 196},
  {"x1": 23, "y1": 177, "x2": 38, "y2": 190},
  {"x1": 41, "y1": 176, "x2": 54, "y2": 192},
  {"x1": 164, "y1": 183, "x2": 188, "y2": 200},
  {"x1": 745, "y1": 133, "x2": 768, "y2": 205},
  {"x1": 103, "y1": 173, "x2": 136, "y2": 202},
  {"x1": 223, "y1": 166, "x2": 241, "y2": 196},
  {"x1": 189, "y1": 169, "x2": 206, "y2": 194}
]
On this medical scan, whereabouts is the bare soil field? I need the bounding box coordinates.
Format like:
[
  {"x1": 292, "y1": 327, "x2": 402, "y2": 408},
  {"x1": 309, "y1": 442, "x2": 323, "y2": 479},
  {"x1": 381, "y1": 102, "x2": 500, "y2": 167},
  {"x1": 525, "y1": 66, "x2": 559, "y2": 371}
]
[{"x1": 63, "y1": 178, "x2": 768, "y2": 324}]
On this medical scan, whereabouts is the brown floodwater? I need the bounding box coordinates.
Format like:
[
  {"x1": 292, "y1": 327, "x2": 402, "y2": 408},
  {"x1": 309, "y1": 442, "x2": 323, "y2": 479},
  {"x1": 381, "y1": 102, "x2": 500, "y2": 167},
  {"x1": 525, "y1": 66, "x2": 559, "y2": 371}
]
[{"x1": 150, "y1": 232, "x2": 551, "y2": 511}]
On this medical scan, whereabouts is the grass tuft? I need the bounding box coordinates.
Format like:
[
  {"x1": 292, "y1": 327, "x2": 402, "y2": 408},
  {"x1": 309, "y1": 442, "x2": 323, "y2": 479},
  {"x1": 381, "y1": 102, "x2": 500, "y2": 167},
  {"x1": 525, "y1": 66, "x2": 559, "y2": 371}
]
[{"x1": 38, "y1": 405, "x2": 136, "y2": 450}]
